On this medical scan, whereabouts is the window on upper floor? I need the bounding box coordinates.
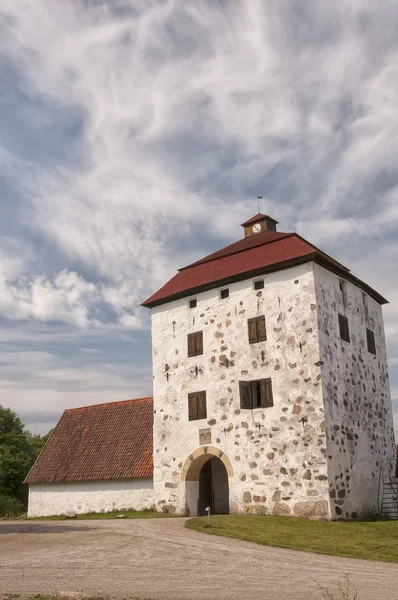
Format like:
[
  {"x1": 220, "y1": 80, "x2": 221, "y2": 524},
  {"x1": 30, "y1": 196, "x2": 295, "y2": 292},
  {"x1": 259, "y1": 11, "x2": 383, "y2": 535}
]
[
  {"x1": 254, "y1": 279, "x2": 264, "y2": 290},
  {"x1": 339, "y1": 280, "x2": 348, "y2": 307},
  {"x1": 248, "y1": 316, "x2": 267, "y2": 344},
  {"x1": 220, "y1": 288, "x2": 229, "y2": 299},
  {"x1": 362, "y1": 293, "x2": 369, "y2": 322},
  {"x1": 189, "y1": 298, "x2": 197, "y2": 309},
  {"x1": 366, "y1": 328, "x2": 376, "y2": 355},
  {"x1": 239, "y1": 378, "x2": 273, "y2": 409},
  {"x1": 187, "y1": 331, "x2": 203, "y2": 357},
  {"x1": 188, "y1": 390, "x2": 207, "y2": 421},
  {"x1": 338, "y1": 314, "x2": 350, "y2": 343}
]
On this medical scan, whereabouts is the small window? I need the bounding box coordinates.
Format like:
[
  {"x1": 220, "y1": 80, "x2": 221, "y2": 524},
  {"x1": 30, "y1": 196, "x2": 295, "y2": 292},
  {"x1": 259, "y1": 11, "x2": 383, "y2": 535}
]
[
  {"x1": 339, "y1": 280, "x2": 347, "y2": 307},
  {"x1": 188, "y1": 391, "x2": 207, "y2": 421},
  {"x1": 239, "y1": 378, "x2": 273, "y2": 409},
  {"x1": 220, "y1": 288, "x2": 229, "y2": 299},
  {"x1": 187, "y1": 331, "x2": 203, "y2": 357},
  {"x1": 366, "y1": 328, "x2": 376, "y2": 355},
  {"x1": 338, "y1": 314, "x2": 350, "y2": 343},
  {"x1": 189, "y1": 299, "x2": 197, "y2": 309},
  {"x1": 254, "y1": 280, "x2": 264, "y2": 290},
  {"x1": 248, "y1": 316, "x2": 267, "y2": 344},
  {"x1": 362, "y1": 293, "x2": 369, "y2": 321}
]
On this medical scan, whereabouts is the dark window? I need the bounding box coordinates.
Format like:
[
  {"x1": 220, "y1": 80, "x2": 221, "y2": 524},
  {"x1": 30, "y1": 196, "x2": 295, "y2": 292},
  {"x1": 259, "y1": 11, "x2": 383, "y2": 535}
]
[
  {"x1": 254, "y1": 280, "x2": 264, "y2": 290},
  {"x1": 239, "y1": 378, "x2": 273, "y2": 409},
  {"x1": 187, "y1": 331, "x2": 203, "y2": 357},
  {"x1": 338, "y1": 314, "x2": 350, "y2": 343},
  {"x1": 339, "y1": 280, "x2": 347, "y2": 307},
  {"x1": 363, "y1": 293, "x2": 369, "y2": 321},
  {"x1": 220, "y1": 288, "x2": 229, "y2": 299},
  {"x1": 189, "y1": 299, "x2": 197, "y2": 309},
  {"x1": 188, "y1": 391, "x2": 207, "y2": 421},
  {"x1": 248, "y1": 316, "x2": 267, "y2": 344},
  {"x1": 366, "y1": 328, "x2": 376, "y2": 355}
]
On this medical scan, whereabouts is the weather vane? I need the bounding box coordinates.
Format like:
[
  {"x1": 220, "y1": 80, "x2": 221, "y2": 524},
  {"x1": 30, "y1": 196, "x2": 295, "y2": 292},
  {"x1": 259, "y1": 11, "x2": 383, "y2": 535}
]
[{"x1": 257, "y1": 196, "x2": 263, "y2": 212}]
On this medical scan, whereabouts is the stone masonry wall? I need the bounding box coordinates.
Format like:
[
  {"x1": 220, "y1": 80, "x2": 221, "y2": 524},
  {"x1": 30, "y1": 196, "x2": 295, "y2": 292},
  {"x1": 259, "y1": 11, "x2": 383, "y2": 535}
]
[
  {"x1": 151, "y1": 262, "x2": 331, "y2": 518},
  {"x1": 314, "y1": 264, "x2": 396, "y2": 519}
]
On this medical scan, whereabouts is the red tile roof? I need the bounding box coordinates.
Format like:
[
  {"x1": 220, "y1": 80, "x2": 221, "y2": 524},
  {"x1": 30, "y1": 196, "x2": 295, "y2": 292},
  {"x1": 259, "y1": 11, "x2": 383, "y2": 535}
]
[
  {"x1": 142, "y1": 222, "x2": 388, "y2": 308},
  {"x1": 183, "y1": 230, "x2": 291, "y2": 269},
  {"x1": 25, "y1": 397, "x2": 153, "y2": 484}
]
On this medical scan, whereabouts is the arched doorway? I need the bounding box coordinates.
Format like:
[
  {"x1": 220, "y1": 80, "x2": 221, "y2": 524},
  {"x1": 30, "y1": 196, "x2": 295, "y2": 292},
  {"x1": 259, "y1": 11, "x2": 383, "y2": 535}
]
[
  {"x1": 181, "y1": 446, "x2": 233, "y2": 516},
  {"x1": 198, "y1": 456, "x2": 229, "y2": 516}
]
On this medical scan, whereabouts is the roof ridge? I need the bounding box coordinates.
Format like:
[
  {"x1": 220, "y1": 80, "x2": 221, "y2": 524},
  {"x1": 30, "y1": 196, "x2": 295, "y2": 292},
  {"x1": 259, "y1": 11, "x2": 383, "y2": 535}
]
[
  {"x1": 179, "y1": 231, "x2": 294, "y2": 271},
  {"x1": 64, "y1": 396, "x2": 153, "y2": 412}
]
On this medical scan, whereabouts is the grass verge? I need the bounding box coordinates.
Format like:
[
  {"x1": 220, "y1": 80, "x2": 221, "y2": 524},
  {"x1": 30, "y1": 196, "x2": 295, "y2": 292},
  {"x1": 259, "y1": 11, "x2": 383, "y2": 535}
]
[
  {"x1": 186, "y1": 515, "x2": 398, "y2": 563},
  {"x1": 28, "y1": 509, "x2": 180, "y2": 521}
]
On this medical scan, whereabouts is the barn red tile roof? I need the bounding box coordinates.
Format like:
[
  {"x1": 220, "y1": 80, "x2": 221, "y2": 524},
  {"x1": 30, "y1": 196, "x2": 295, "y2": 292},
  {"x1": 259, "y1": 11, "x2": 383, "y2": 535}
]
[
  {"x1": 183, "y1": 229, "x2": 291, "y2": 268},
  {"x1": 25, "y1": 397, "x2": 153, "y2": 484},
  {"x1": 142, "y1": 216, "x2": 388, "y2": 308}
]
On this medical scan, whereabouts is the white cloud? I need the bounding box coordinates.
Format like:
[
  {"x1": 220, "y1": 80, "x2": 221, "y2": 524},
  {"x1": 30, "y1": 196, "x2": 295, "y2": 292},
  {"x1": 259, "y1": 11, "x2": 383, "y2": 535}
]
[
  {"x1": 0, "y1": 1, "x2": 397, "y2": 435},
  {"x1": 0, "y1": 1, "x2": 398, "y2": 315},
  {"x1": 0, "y1": 267, "x2": 98, "y2": 327},
  {"x1": 0, "y1": 261, "x2": 147, "y2": 328},
  {"x1": 0, "y1": 347, "x2": 152, "y2": 432}
]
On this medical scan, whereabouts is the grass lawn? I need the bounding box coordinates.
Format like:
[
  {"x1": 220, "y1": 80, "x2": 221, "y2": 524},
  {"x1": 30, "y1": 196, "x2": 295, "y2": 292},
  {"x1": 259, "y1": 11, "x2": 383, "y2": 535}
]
[
  {"x1": 186, "y1": 515, "x2": 398, "y2": 563},
  {"x1": 28, "y1": 509, "x2": 181, "y2": 521}
]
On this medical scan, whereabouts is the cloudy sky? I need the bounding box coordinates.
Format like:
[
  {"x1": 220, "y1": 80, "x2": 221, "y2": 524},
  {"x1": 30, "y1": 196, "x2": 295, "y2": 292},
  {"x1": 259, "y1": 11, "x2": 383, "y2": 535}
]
[{"x1": 0, "y1": 0, "x2": 397, "y2": 437}]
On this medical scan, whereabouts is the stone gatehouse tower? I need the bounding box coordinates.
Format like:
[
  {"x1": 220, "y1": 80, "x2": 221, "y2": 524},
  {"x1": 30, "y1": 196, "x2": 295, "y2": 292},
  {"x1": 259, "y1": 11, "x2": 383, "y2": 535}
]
[{"x1": 142, "y1": 214, "x2": 395, "y2": 520}]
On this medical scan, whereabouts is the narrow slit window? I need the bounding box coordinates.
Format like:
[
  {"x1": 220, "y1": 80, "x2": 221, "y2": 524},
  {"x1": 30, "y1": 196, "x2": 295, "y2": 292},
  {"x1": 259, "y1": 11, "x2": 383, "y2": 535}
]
[
  {"x1": 189, "y1": 299, "x2": 197, "y2": 309},
  {"x1": 220, "y1": 288, "x2": 229, "y2": 299},
  {"x1": 366, "y1": 328, "x2": 376, "y2": 355},
  {"x1": 339, "y1": 280, "x2": 347, "y2": 307},
  {"x1": 338, "y1": 314, "x2": 350, "y2": 343},
  {"x1": 254, "y1": 280, "x2": 264, "y2": 290},
  {"x1": 362, "y1": 293, "x2": 369, "y2": 321}
]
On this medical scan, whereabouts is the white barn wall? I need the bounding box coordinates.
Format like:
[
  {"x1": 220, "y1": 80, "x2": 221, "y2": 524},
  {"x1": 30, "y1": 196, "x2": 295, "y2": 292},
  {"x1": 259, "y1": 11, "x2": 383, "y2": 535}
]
[
  {"x1": 314, "y1": 264, "x2": 396, "y2": 519},
  {"x1": 151, "y1": 262, "x2": 331, "y2": 518},
  {"x1": 27, "y1": 479, "x2": 154, "y2": 517}
]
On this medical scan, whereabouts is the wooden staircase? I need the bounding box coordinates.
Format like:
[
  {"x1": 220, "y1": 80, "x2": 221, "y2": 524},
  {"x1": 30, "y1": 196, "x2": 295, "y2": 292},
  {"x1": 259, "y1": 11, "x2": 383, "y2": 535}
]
[{"x1": 379, "y1": 459, "x2": 398, "y2": 520}]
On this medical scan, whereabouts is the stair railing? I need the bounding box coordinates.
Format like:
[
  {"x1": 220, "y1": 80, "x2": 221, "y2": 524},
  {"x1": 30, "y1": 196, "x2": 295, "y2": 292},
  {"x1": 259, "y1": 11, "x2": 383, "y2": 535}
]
[{"x1": 378, "y1": 458, "x2": 398, "y2": 517}]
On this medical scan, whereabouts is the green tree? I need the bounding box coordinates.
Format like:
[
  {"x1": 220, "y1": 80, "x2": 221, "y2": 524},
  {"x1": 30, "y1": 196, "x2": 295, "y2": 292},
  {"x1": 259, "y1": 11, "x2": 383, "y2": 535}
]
[{"x1": 0, "y1": 406, "x2": 51, "y2": 506}]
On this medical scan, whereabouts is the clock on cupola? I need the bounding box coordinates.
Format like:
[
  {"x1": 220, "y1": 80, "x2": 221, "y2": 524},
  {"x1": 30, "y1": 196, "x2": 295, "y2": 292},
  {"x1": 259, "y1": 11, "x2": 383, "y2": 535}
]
[{"x1": 241, "y1": 213, "x2": 279, "y2": 238}]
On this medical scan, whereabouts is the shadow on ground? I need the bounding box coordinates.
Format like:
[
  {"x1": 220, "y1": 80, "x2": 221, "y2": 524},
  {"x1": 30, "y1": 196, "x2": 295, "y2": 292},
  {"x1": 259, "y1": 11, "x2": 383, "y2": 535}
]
[{"x1": 0, "y1": 523, "x2": 93, "y2": 534}]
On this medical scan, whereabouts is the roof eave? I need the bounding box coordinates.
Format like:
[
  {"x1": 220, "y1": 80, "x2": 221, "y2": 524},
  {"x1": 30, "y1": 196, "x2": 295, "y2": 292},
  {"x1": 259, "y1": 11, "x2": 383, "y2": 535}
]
[
  {"x1": 313, "y1": 256, "x2": 388, "y2": 305},
  {"x1": 142, "y1": 251, "x2": 388, "y2": 309},
  {"x1": 24, "y1": 415, "x2": 61, "y2": 485},
  {"x1": 142, "y1": 253, "x2": 317, "y2": 309}
]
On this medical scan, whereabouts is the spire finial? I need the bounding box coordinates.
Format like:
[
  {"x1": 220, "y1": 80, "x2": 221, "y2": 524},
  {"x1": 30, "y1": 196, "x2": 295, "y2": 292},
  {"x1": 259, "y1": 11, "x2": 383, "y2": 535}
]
[{"x1": 258, "y1": 196, "x2": 263, "y2": 213}]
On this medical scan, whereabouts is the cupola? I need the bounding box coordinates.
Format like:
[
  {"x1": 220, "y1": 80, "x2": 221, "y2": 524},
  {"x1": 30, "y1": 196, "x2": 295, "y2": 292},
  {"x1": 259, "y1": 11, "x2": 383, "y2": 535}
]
[{"x1": 241, "y1": 213, "x2": 279, "y2": 238}]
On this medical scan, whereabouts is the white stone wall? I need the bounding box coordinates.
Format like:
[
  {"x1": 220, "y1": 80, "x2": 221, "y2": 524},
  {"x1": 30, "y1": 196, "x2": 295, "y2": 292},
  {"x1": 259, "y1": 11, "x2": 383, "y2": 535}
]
[
  {"x1": 314, "y1": 264, "x2": 396, "y2": 519},
  {"x1": 151, "y1": 262, "x2": 330, "y2": 518},
  {"x1": 27, "y1": 479, "x2": 154, "y2": 517}
]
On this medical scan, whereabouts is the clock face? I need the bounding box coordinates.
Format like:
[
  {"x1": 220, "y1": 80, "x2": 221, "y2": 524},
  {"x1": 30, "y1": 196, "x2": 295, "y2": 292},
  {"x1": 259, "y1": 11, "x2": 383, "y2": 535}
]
[{"x1": 252, "y1": 223, "x2": 261, "y2": 233}]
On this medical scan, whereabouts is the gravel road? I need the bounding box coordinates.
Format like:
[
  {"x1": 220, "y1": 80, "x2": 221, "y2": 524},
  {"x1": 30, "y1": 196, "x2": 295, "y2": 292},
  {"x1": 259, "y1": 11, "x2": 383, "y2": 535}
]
[{"x1": 1, "y1": 518, "x2": 397, "y2": 600}]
